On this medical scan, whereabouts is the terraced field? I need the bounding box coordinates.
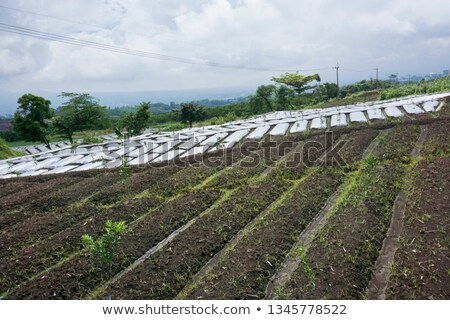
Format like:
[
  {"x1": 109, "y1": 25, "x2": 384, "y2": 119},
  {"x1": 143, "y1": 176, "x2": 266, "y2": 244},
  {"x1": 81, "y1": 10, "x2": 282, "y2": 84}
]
[{"x1": 0, "y1": 97, "x2": 449, "y2": 300}]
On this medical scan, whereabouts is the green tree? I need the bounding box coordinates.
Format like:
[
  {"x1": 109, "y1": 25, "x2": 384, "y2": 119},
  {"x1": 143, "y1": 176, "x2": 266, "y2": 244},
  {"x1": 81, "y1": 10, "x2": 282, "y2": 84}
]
[
  {"x1": 271, "y1": 72, "x2": 321, "y2": 94},
  {"x1": 119, "y1": 102, "x2": 151, "y2": 136},
  {"x1": 180, "y1": 103, "x2": 207, "y2": 128},
  {"x1": 249, "y1": 84, "x2": 277, "y2": 112},
  {"x1": 52, "y1": 93, "x2": 111, "y2": 144},
  {"x1": 13, "y1": 94, "x2": 54, "y2": 148},
  {"x1": 388, "y1": 74, "x2": 399, "y2": 86},
  {"x1": 275, "y1": 85, "x2": 296, "y2": 109},
  {"x1": 315, "y1": 82, "x2": 338, "y2": 101}
]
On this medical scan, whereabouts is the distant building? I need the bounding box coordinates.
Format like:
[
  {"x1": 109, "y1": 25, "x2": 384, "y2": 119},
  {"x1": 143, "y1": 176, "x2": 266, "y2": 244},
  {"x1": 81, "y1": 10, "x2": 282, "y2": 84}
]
[{"x1": 443, "y1": 70, "x2": 449, "y2": 75}]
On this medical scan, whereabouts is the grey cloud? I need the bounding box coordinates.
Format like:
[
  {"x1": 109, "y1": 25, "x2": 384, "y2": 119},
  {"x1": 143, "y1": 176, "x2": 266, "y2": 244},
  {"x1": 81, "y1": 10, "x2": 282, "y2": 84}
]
[{"x1": 0, "y1": 0, "x2": 449, "y2": 96}]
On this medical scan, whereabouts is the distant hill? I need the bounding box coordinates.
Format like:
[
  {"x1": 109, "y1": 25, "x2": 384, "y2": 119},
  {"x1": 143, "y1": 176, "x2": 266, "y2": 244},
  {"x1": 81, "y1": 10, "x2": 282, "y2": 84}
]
[
  {"x1": 107, "y1": 97, "x2": 248, "y2": 117},
  {"x1": 0, "y1": 119, "x2": 13, "y2": 132}
]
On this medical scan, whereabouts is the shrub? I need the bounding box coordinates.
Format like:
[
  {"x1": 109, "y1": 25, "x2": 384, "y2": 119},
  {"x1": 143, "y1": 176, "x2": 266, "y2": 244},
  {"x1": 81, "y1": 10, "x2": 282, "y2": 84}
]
[
  {"x1": 81, "y1": 134, "x2": 102, "y2": 144},
  {"x1": 81, "y1": 220, "x2": 127, "y2": 276},
  {"x1": 0, "y1": 130, "x2": 21, "y2": 142}
]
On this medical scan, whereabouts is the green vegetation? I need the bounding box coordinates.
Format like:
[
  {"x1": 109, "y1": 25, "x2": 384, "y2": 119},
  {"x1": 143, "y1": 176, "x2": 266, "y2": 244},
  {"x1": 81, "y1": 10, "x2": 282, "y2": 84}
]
[
  {"x1": 3, "y1": 75, "x2": 450, "y2": 149},
  {"x1": 81, "y1": 134, "x2": 102, "y2": 144},
  {"x1": 297, "y1": 246, "x2": 315, "y2": 290},
  {"x1": 81, "y1": 220, "x2": 127, "y2": 276},
  {"x1": 117, "y1": 101, "x2": 151, "y2": 136},
  {"x1": 179, "y1": 102, "x2": 207, "y2": 128},
  {"x1": 13, "y1": 94, "x2": 54, "y2": 148},
  {"x1": 53, "y1": 93, "x2": 111, "y2": 144},
  {"x1": 272, "y1": 72, "x2": 321, "y2": 94},
  {"x1": 380, "y1": 76, "x2": 450, "y2": 100},
  {"x1": 0, "y1": 137, "x2": 25, "y2": 160}
]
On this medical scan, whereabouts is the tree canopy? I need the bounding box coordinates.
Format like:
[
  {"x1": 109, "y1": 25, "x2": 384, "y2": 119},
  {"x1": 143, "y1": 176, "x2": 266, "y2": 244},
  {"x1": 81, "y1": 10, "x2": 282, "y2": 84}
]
[
  {"x1": 271, "y1": 72, "x2": 321, "y2": 94},
  {"x1": 180, "y1": 103, "x2": 207, "y2": 128},
  {"x1": 119, "y1": 101, "x2": 151, "y2": 136},
  {"x1": 13, "y1": 93, "x2": 54, "y2": 147},
  {"x1": 249, "y1": 84, "x2": 277, "y2": 113},
  {"x1": 53, "y1": 93, "x2": 110, "y2": 144}
]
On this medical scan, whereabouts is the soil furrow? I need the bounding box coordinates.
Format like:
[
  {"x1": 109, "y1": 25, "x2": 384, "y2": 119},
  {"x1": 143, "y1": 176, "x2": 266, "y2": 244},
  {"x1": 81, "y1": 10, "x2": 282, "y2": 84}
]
[
  {"x1": 366, "y1": 125, "x2": 428, "y2": 299},
  {"x1": 5, "y1": 189, "x2": 223, "y2": 299},
  {"x1": 97, "y1": 178, "x2": 291, "y2": 299},
  {"x1": 277, "y1": 124, "x2": 421, "y2": 299},
  {"x1": 178, "y1": 129, "x2": 379, "y2": 299},
  {"x1": 266, "y1": 130, "x2": 385, "y2": 299},
  {"x1": 96, "y1": 133, "x2": 354, "y2": 299},
  {"x1": 384, "y1": 120, "x2": 450, "y2": 299}
]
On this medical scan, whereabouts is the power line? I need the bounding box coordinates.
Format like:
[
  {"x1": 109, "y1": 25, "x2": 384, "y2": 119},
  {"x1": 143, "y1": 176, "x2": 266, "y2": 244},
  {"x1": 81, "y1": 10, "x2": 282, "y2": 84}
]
[
  {"x1": 0, "y1": 20, "x2": 391, "y2": 78},
  {"x1": 340, "y1": 68, "x2": 373, "y2": 73},
  {"x1": 1, "y1": 22, "x2": 327, "y2": 72},
  {"x1": 0, "y1": 3, "x2": 230, "y2": 52},
  {"x1": 0, "y1": 3, "x2": 309, "y2": 62}
]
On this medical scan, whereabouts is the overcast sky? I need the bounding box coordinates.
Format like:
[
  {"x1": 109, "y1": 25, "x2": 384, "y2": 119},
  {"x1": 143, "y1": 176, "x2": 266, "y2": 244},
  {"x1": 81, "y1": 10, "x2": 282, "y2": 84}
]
[{"x1": 1, "y1": 0, "x2": 449, "y2": 97}]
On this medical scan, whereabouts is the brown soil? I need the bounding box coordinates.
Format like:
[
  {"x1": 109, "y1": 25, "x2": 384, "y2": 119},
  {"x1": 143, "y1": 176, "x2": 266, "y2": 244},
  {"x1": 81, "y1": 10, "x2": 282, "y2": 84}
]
[
  {"x1": 100, "y1": 179, "x2": 291, "y2": 299},
  {"x1": 0, "y1": 108, "x2": 448, "y2": 300},
  {"x1": 184, "y1": 129, "x2": 379, "y2": 299},
  {"x1": 385, "y1": 156, "x2": 449, "y2": 299},
  {"x1": 187, "y1": 170, "x2": 344, "y2": 299},
  {"x1": 281, "y1": 125, "x2": 422, "y2": 299},
  {"x1": 6, "y1": 190, "x2": 222, "y2": 299}
]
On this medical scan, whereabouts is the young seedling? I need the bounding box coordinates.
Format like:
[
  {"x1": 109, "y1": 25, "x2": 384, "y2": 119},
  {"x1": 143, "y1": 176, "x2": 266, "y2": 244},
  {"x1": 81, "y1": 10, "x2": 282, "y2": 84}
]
[
  {"x1": 119, "y1": 155, "x2": 132, "y2": 194},
  {"x1": 297, "y1": 246, "x2": 316, "y2": 290},
  {"x1": 81, "y1": 220, "x2": 127, "y2": 278}
]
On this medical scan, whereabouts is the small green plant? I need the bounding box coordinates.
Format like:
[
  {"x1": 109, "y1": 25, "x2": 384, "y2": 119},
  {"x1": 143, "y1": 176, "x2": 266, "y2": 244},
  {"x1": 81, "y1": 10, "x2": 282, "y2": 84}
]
[
  {"x1": 297, "y1": 246, "x2": 315, "y2": 290},
  {"x1": 119, "y1": 155, "x2": 132, "y2": 194},
  {"x1": 401, "y1": 266, "x2": 410, "y2": 278},
  {"x1": 119, "y1": 155, "x2": 131, "y2": 179},
  {"x1": 81, "y1": 220, "x2": 127, "y2": 277},
  {"x1": 81, "y1": 134, "x2": 101, "y2": 144},
  {"x1": 364, "y1": 154, "x2": 378, "y2": 167}
]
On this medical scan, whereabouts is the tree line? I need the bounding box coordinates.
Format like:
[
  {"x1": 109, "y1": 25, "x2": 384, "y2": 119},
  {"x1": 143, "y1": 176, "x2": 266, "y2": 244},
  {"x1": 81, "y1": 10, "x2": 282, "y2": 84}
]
[{"x1": 4, "y1": 72, "x2": 394, "y2": 147}]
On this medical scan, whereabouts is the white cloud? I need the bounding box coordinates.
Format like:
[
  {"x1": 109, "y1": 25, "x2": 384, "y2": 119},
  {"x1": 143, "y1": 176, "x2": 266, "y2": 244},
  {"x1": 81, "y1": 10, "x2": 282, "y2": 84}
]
[
  {"x1": 0, "y1": 0, "x2": 449, "y2": 96},
  {"x1": 357, "y1": 11, "x2": 416, "y2": 35}
]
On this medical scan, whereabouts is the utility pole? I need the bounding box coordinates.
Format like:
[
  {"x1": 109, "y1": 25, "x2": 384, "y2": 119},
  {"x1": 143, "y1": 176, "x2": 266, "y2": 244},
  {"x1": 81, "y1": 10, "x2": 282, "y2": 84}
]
[
  {"x1": 375, "y1": 66, "x2": 379, "y2": 88},
  {"x1": 333, "y1": 62, "x2": 339, "y2": 97}
]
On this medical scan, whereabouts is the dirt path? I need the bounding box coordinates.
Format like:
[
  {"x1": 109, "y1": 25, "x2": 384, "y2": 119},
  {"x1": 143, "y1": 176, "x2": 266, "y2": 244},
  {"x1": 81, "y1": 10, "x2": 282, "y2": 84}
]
[{"x1": 366, "y1": 125, "x2": 427, "y2": 299}]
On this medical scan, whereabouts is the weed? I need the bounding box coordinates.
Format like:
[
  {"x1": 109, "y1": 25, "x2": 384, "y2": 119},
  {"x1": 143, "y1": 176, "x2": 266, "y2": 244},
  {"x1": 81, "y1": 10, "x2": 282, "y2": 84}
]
[
  {"x1": 289, "y1": 230, "x2": 299, "y2": 243},
  {"x1": 229, "y1": 277, "x2": 238, "y2": 288},
  {"x1": 401, "y1": 266, "x2": 410, "y2": 278},
  {"x1": 364, "y1": 154, "x2": 378, "y2": 167},
  {"x1": 159, "y1": 224, "x2": 169, "y2": 236},
  {"x1": 297, "y1": 246, "x2": 315, "y2": 290}
]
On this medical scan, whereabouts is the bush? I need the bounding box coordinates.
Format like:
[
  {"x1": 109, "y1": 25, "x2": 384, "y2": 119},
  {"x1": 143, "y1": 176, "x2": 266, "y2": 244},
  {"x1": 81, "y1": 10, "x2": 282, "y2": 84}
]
[
  {"x1": 82, "y1": 220, "x2": 127, "y2": 276},
  {"x1": 161, "y1": 122, "x2": 188, "y2": 132},
  {"x1": 208, "y1": 112, "x2": 237, "y2": 125},
  {"x1": 0, "y1": 130, "x2": 21, "y2": 142},
  {"x1": 81, "y1": 134, "x2": 102, "y2": 144},
  {"x1": 380, "y1": 76, "x2": 450, "y2": 100}
]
